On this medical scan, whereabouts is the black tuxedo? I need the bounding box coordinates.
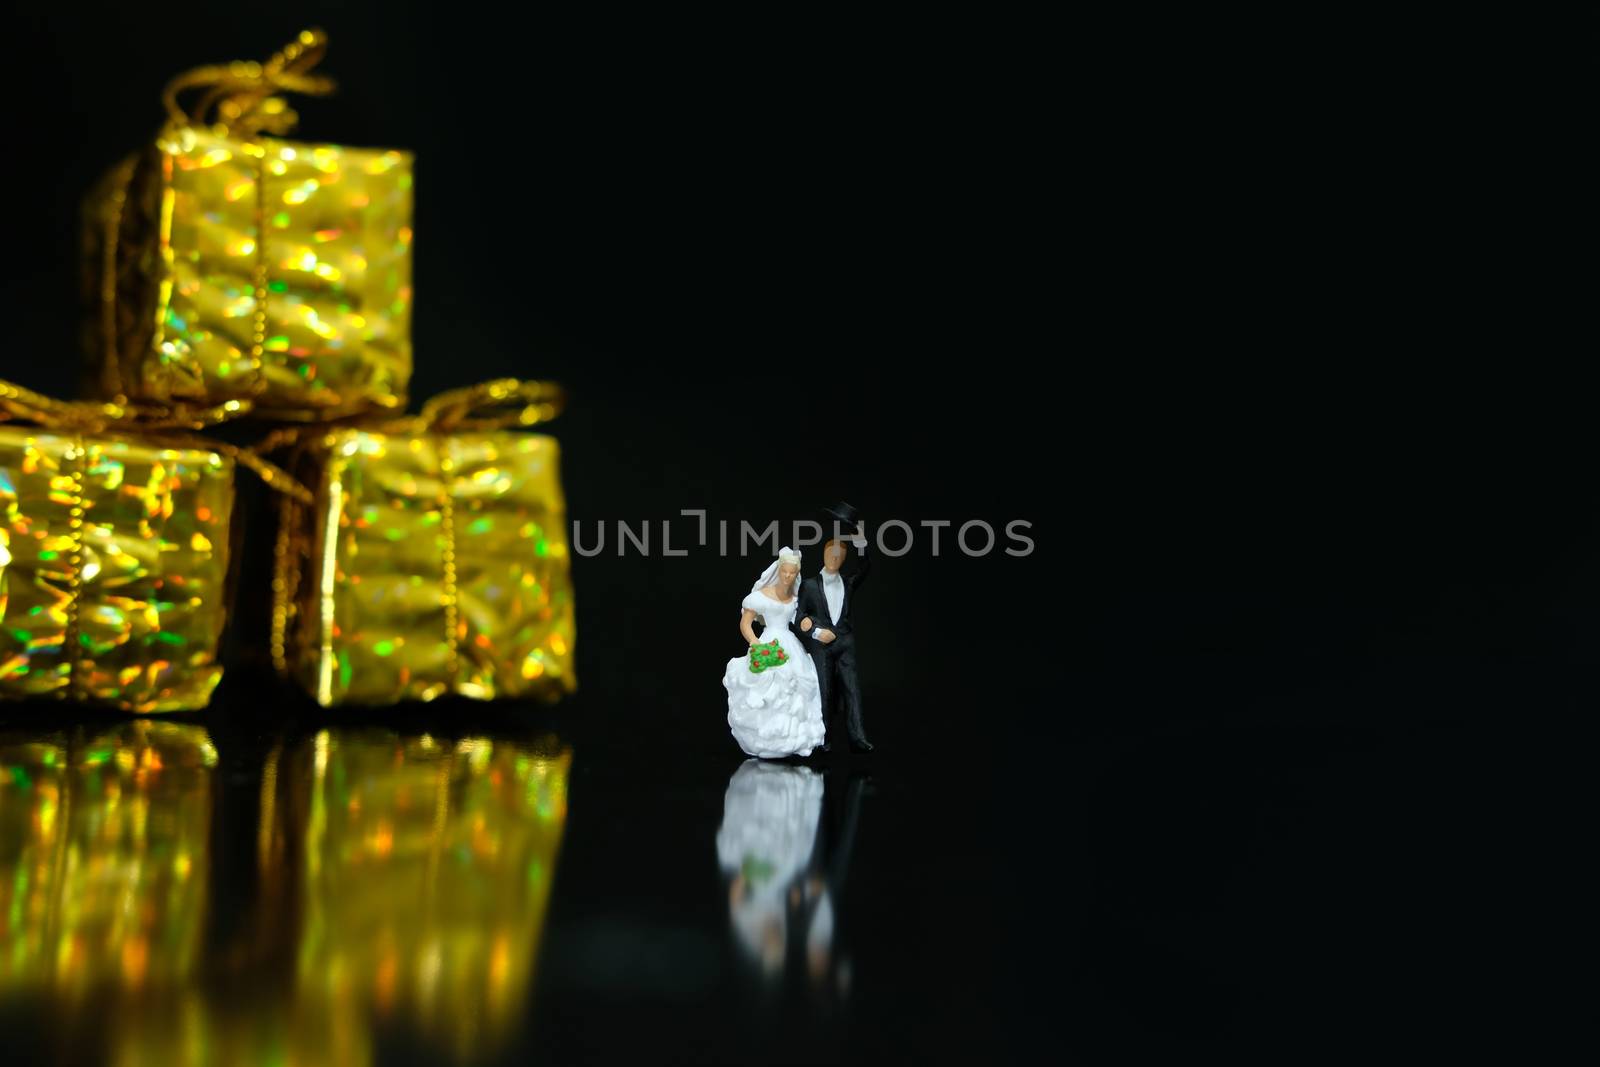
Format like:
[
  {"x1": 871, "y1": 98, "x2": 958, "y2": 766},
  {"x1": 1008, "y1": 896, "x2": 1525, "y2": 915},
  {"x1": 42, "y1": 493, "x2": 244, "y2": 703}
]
[{"x1": 793, "y1": 543, "x2": 871, "y2": 746}]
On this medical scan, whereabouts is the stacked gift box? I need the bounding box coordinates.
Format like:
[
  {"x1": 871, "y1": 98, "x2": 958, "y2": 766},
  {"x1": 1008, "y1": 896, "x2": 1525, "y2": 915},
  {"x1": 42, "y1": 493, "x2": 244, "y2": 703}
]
[{"x1": 1, "y1": 29, "x2": 576, "y2": 713}]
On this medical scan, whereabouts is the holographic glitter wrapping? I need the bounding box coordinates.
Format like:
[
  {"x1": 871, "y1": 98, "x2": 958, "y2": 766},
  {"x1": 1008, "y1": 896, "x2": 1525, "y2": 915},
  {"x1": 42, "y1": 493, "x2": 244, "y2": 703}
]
[
  {"x1": 275, "y1": 429, "x2": 575, "y2": 705},
  {"x1": 0, "y1": 427, "x2": 235, "y2": 711},
  {"x1": 84, "y1": 124, "x2": 413, "y2": 421}
]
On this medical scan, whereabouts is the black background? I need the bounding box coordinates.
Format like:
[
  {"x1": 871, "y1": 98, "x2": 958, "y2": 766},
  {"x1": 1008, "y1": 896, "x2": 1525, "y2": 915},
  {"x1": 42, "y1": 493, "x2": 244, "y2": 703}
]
[
  {"x1": 0, "y1": 4, "x2": 1555, "y2": 1061},
  {"x1": 3, "y1": 6, "x2": 1050, "y2": 716}
]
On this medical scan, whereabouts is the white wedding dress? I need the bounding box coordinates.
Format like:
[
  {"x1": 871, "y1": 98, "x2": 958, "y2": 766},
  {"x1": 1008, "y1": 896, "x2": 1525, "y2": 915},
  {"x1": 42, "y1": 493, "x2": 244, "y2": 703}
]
[{"x1": 723, "y1": 590, "x2": 826, "y2": 758}]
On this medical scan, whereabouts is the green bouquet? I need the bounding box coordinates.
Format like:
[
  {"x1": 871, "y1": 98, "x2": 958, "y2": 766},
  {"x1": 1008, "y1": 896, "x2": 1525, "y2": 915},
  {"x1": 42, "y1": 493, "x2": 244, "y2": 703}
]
[{"x1": 748, "y1": 639, "x2": 790, "y2": 674}]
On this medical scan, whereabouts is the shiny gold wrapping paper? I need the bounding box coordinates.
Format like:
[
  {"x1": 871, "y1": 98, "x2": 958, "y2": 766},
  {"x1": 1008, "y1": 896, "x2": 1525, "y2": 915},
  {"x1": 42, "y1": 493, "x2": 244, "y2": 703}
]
[
  {"x1": 275, "y1": 424, "x2": 575, "y2": 705},
  {"x1": 0, "y1": 426, "x2": 235, "y2": 711},
  {"x1": 83, "y1": 30, "x2": 413, "y2": 421}
]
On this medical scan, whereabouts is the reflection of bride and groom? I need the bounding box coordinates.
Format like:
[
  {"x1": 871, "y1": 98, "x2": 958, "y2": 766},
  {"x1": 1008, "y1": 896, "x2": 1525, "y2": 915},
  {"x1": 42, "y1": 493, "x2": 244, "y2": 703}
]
[{"x1": 715, "y1": 760, "x2": 867, "y2": 993}]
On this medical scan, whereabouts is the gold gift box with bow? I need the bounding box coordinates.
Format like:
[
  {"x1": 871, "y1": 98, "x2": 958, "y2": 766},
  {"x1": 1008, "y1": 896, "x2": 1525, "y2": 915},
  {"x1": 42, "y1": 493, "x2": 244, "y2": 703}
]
[
  {"x1": 83, "y1": 29, "x2": 413, "y2": 421},
  {"x1": 0, "y1": 380, "x2": 308, "y2": 712},
  {"x1": 272, "y1": 380, "x2": 576, "y2": 706}
]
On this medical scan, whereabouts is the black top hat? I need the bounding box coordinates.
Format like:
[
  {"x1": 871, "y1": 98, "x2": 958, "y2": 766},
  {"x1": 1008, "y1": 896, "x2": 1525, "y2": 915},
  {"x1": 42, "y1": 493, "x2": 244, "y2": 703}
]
[{"x1": 822, "y1": 501, "x2": 862, "y2": 527}]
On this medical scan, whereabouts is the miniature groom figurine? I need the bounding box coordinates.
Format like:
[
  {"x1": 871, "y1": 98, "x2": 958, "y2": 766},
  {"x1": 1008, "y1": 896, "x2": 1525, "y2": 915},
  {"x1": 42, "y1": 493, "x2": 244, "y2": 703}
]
[{"x1": 796, "y1": 502, "x2": 874, "y2": 752}]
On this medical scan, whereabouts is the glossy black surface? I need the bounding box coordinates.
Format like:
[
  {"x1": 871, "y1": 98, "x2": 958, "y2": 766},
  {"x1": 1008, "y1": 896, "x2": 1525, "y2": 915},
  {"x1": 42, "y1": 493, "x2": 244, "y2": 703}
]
[
  {"x1": 0, "y1": 686, "x2": 1008, "y2": 1065},
  {"x1": 2, "y1": 662, "x2": 1527, "y2": 1063}
]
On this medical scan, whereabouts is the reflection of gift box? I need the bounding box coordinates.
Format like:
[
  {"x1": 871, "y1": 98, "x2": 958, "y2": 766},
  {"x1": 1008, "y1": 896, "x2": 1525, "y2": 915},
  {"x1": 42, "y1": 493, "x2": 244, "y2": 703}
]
[
  {"x1": 272, "y1": 380, "x2": 575, "y2": 705},
  {"x1": 277, "y1": 730, "x2": 571, "y2": 1059},
  {"x1": 1, "y1": 416, "x2": 235, "y2": 712},
  {"x1": 0, "y1": 722, "x2": 216, "y2": 993},
  {"x1": 83, "y1": 30, "x2": 413, "y2": 421}
]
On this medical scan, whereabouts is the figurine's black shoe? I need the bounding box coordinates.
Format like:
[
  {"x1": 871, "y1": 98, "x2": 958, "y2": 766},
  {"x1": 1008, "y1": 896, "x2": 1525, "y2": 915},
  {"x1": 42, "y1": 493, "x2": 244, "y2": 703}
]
[
  {"x1": 818, "y1": 742, "x2": 832, "y2": 753},
  {"x1": 849, "y1": 737, "x2": 874, "y2": 753}
]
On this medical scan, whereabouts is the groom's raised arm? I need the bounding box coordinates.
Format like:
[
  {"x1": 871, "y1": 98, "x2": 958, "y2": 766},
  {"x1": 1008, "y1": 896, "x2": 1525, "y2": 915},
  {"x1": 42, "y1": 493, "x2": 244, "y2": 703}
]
[{"x1": 847, "y1": 534, "x2": 871, "y2": 592}]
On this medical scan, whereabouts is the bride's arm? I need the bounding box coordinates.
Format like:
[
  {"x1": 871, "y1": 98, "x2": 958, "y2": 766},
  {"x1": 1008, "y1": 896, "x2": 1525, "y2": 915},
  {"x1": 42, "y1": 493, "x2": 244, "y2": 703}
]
[
  {"x1": 797, "y1": 585, "x2": 819, "y2": 634},
  {"x1": 739, "y1": 608, "x2": 761, "y2": 646}
]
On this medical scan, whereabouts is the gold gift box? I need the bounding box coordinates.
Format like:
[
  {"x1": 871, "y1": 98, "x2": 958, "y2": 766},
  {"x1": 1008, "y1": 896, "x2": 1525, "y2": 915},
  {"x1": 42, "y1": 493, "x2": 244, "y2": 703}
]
[
  {"x1": 83, "y1": 29, "x2": 413, "y2": 421},
  {"x1": 1, "y1": 424, "x2": 235, "y2": 712},
  {"x1": 273, "y1": 381, "x2": 575, "y2": 705}
]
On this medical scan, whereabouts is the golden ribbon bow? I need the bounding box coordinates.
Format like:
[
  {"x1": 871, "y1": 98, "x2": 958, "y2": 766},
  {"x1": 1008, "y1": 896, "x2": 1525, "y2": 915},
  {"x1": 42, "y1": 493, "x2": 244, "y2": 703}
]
[
  {"x1": 409, "y1": 378, "x2": 568, "y2": 433},
  {"x1": 0, "y1": 379, "x2": 247, "y2": 431},
  {"x1": 161, "y1": 28, "x2": 335, "y2": 138},
  {"x1": 0, "y1": 379, "x2": 312, "y2": 503},
  {"x1": 256, "y1": 378, "x2": 568, "y2": 454}
]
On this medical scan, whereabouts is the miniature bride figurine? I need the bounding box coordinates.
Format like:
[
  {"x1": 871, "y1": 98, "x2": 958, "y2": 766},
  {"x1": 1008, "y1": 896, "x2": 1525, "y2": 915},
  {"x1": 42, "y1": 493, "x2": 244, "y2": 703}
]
[{"x1": 723, "y1": 547, "x2": 826, "y2": 759}]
